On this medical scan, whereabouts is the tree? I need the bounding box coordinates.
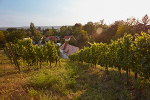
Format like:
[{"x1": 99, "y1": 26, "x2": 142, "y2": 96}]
[
  {"x1": 41, "y1": 36, "x2": 46, "y2": 44},
  {"x1": 69, "y1": 36, "x2": 77, "y2": 46},
  {"x1": 52, "y1": 27, "x2": 58, "y2": 36},
  {"x1": 94, "y1": 22, "x2": 100, "y2": 29},
  {"x1": 7, "y1": 31, "x2": 23, "y2": 43},
  {"x1": 45, "y1": 41, "x2": 58, "y2": 67},
  {"x1": 135, "y1": 15, "x2": 150, "y2": 34},
  {"x1": 3, "y1": 31, "x2": 10, "y2": 43},
  {"x1": 21, "y1": 39, "x2": 36, "y2": 69},
  {"x1": 34, "y1": 31, "x2": 42, "y2": 44},
  {"x1": 70, "y1": 32, "x2": 150, "y2": 82},
  {"x1": 73, "y1": 23, "x2": 83, "y2": 31},
  {"x1": 60, "y1": 38, "x2": 65, "y2": 45},
  {"x1": 98, "y1": 43, "x2": 110, "y2": 74},
  {"x1": 20, "y1": 28, "x2": 26, "y2": 34},
  {"x1": 59, "y1": 26, "x2": 67, "y2": 37},
  {"x1": 43, "y1": 29, "x2": 54, "y2": 37},
  {"x1": 73, "y1": 27, "x2": 82, "y2": 36},
  {"x1": 134, "y1": 32, "x2": 150, "y2": 79},
  {"x1": 94, "y1": 24, "x2": 109, "y2": 43},
  {"x1": 142, "y1": 14, "x2": 149, "y2": 33},
  {"x1": 37, "y1": 27, "x2": 41, "y2": 31},
  {"x1": 7, "y1": 28, "x2": 17, "y2": 33},
  {"x1": 84, "y1": 21, "x2": 95, "y2": 35},
  {"x1": 5, "y1": 42, "x2": 20, "y2": 71},
  {"x1": 113, "y1": 23, "x2": 130, "y2": 40},
  {"x1": 26, "y1": 31, "x2": 32, "y2": 37},
  {"x1": 100, "y1": 19, "x2": 104, "y2": 25},
  {"x1": 88, "y1": 35, "x2": 95, "y2": 44},
  {"x1": 30, "y1": 22, "x2": 36, "y2": 36},
  {"x1": 126, "y1": 17, "x2": 139, "y2": 35},
  {"x1": 65, "y1": 26, "x2": 73, "y2": 36},
  {"x1": 76, "y1": 30, "x2": 89, "y2": 48},
  {"x1": 0, "y1": 31, "x2": 5, "y2": 44},
  {"x1": 142, "y1": 14, "x2": 149, "y2": 25},
  {"x1": 35, "y1": 45, "x2": 45, "y2": 68}
]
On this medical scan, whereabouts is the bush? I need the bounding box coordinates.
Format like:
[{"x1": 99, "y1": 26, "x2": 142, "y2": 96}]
[
  {"x1": 40, "y1": 94, "x2": 53, "y2": 100},
  {"x1": 28, "y1": 64, "x2": 78, "y2": 91},
  {"x1": 66, "y1": 78, "x2": 77, "y2": 89},
  {"x1": 28, "y1": 88, "x2": 41, "y2": 98},
  {"x1": 133, "y1": 80, "x2": 142, "y2": 90},
  {"x1": 28, "y1": 71, "x2": 59, "y2": 89}
]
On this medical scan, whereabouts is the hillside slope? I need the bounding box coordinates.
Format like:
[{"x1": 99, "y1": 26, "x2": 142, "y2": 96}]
[{"x1": 0, "y1": 51, "x2": 149, "y2": 100}]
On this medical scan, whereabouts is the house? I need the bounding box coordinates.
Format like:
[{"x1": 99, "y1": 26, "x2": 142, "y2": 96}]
[
  {"x1": 46, "y1": 36, "x2": 60, "y2": 42},
  {"x1": 55, "y1": 36, "x2": 61, "y2": 40},
  {"x1": 64, "y1": 36, "x2": 71, "y2": 41},
  {"x1": 60, "y1": 42, "x2": 80, "y2": 59},
  {"x1": 57, "y1": 43, "x2": 61, "y2": 46}
]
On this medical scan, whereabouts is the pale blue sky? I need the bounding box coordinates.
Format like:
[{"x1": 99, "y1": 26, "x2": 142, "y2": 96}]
[{"x1": 0, "y1": 0, "x2": 150, "y2": 27}]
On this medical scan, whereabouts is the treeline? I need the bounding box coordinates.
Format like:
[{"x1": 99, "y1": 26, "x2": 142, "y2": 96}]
[
  {"x1": 1, "y1": 14, "x2": 149, "y2": 49},
  {"x1": 0, "y1": 22, "x2": 44, "y2": 45},
  {"x1": 5, "y1": 39, "x2": 59, "y2": 71},
  {"x1": 55, "y1": 14, "x2": 150, "y2": 48},
  {"x1": 69, "y1": 32, "x2": 150, "y2": 81},
  {"x1": 48, "y1": 14, "x2": 150, "y2": 48}
]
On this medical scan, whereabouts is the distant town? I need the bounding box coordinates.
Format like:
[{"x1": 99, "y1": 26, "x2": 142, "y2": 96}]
[{"x1": 0, "y1": 26, "x2": 63, "y2": 31}]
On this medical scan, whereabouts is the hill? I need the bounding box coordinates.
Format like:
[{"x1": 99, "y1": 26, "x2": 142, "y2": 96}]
[{"x1": 0, "y1": 50, "x2": 149, "y2": 100}]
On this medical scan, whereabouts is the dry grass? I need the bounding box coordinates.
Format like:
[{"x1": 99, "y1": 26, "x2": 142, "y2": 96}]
[{"x1": 0, "y1": 50, "x2": 30, "y2": 99}]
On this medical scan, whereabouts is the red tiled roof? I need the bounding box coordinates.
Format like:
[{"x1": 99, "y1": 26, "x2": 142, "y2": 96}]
[
  {"x1": 64, "y1": 36, "x2": 71, "y2": 39},
  {"x1": 46, "y1": 36, "x2": 59, "y2": 41},
  {"x1": 60, "y1": 42, "x2": 79, "y2": 56}
]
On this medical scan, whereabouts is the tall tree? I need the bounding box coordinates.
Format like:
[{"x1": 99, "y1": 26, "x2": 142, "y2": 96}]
[
  {"x1": 30, "y1": 22, "x2": 36, "y2": 36},
  {"x1": 142, "y1": 14, "x2": 149, "y2": 33},
  {"x1": 76, "y1": 30, "x2": 89, "y2": 48},
  {"x1": 59, "y1": 26, "x2": 67, "y2": 37},
  {"x1": 142, "y1": 14, "x2": 149, "y2": 25}
]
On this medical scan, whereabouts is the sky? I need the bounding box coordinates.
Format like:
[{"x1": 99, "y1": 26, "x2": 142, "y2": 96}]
[{"x1": 0, "y1": 0, "x2": 150, "y2": 27}]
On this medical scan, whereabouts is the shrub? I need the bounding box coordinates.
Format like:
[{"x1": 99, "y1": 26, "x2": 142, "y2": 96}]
[
  {"x1": 28, "y1": 88, "x2": 41, "y2": 98},
  {"x1": 28, "y1": 71, "x2": 59, "y2": 89},
  {"x1": 133, "y1": 80, "x2": 142, "y2": 90},
  {"x1": 66, "y1": 78, "x2": 77, "y2": 89}
]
